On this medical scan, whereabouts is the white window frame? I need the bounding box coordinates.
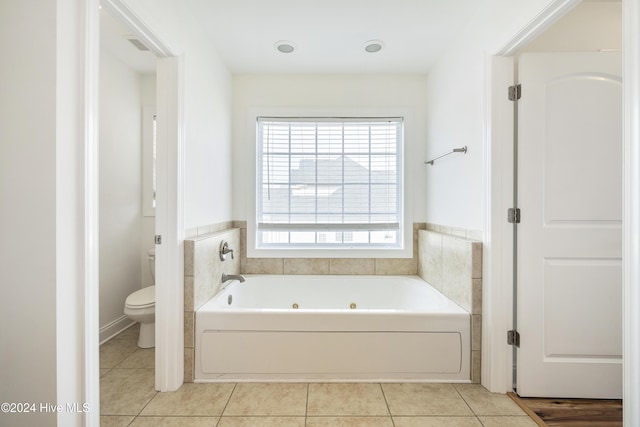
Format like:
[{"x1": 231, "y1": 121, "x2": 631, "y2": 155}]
[{"x1": 246, "y1": 107, "x2": 413, "y2": 259}]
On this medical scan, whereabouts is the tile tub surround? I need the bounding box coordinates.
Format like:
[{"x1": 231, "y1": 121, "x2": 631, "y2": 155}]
[
  {"x1": 237, "y1": 221, "x2": 425, "y2": 275},
  {"x1": 184, "y1": 228, "x2": 241, "y2": 381},
  {"x1": 184, "y1": 223, "x2": 483, "y2": 382},
  {"x1": 418, "y1": 229, "x2": 483, "y2": 383}
]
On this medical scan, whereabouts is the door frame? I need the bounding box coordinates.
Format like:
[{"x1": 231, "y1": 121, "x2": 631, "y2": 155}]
[
  {"x1": 484, "y1": 0, "x2": 640, "y2": 424},
  {"x1": 100, "y1": 0, "x2": 185, "y2": 393}
]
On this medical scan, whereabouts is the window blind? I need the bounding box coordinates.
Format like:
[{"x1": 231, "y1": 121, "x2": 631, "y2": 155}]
[{"x1": 257, "y1": 117, "x2": 403, "y2": 248}]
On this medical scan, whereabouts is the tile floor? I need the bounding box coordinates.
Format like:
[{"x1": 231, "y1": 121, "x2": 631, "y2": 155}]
[{"x1": 101, "y1": 326, "x2": 536, "y2": 427}]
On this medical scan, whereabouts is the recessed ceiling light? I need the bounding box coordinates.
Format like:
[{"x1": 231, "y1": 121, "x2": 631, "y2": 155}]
[
  {"x1": 364, "y1": 40, "x2": 385, "y2": 53},
  {"x1": 274, "y1": 40, "x2": 296, "y2": 54}
]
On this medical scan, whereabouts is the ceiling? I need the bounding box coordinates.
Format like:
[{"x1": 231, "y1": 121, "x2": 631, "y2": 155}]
[
  {"x1": 101, "y1": 1, "x2": 621, "y2": 76},
  {"x1": 182, "y1": 0, "x2": 480, "y2": 74}
]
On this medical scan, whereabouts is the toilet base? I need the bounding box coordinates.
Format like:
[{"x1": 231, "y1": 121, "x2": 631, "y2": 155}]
[{"x1": 138, "y1": 322, "x2": 155, "y2": 348}]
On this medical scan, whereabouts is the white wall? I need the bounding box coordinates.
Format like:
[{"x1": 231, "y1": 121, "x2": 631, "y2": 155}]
[
  {"x1": 0, "y1": 0, "x2": 97, "y2": 425},
  {"x1": 424, "y1": 0, "x2": 572, "y2": 231},
  {"x1": 99, "y1": 48, "x2": 144, "y2": 339},
  {"x1": 121, "y1": 0, "x2": 233, "y2": 230},
  {"x1": 232, "y1": 74, "x2": 428, "y2": 226},
  {"x1": 0, "y1": 2, "x2": 58, "y2": 425}
]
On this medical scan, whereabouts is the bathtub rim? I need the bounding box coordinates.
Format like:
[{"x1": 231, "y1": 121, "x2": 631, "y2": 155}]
[{"x1": 202, "y1": 274, "x2": 470, "y2": 315}]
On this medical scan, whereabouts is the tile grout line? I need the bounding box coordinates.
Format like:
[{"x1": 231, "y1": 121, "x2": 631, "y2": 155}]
[
  {"x1": 378, "y1": 383, "x2": 396, "y2": 426},
  {"x1": 452, "y1": 383, "x2": 480, "y2": 420},
  {"x1": 215, "y1": 382, "x2": 238, "y2": 426},
  {"x1": 305, "y1": 382, "x2": 310, "y2": 427},
  {"x1": 132, "y1": 371, "x2": 159, "y2": 422}
]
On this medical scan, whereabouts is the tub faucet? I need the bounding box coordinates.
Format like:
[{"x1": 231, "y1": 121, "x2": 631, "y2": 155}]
[
  {"x1": 222, "y1": 273, "x2": 245, "y2": 283},
  {"x1": 219, "y1": 241, "x2": 234, "y2": 261}
]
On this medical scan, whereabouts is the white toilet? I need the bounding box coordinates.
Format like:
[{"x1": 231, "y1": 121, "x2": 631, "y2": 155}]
[{"x1": 124, "y1": 249, "x2": 155, "y2": 348}]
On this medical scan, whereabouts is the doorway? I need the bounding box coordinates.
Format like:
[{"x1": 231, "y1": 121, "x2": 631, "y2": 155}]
[
  {"x1": 486, "y1": 0, "x2": 624, "y2": 399},
  {"x1": 98, "y1": 7, "x2": 157, "y2": 345},
  {"x1": 99, "y1": 0, "x2": 185, "y2": 394},
  {"x1": 515, "y1": 51, "x2": 622, "y2": 398},
  {"x1": 513, "y1": 1, "x2": 623, "y2": 398}
]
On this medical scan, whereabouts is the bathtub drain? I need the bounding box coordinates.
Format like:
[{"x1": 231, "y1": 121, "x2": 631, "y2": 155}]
[
  {"x1": 292, "y1": 303, "x2": 299, "y2": 309},
  {"x1": 350, "y1": 302, "x2": 357, "y2": 309},
  {"x1": 227, "y1": 294, "x2": 233, "y2": 305}
]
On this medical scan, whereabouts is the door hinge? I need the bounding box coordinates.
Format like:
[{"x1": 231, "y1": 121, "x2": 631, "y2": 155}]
[
  {"x1": 507, "y1": 330, "x2": 521, "y2": 347},
  {"x1": 155, "y1": 235, "x2": 162, "y2": 245},
  {"x1": 507, "y1": 207, "x2": 521, "y2": 224},
  {"x1": 508, "y1": 84, "x2": 522, "y2": 101}
]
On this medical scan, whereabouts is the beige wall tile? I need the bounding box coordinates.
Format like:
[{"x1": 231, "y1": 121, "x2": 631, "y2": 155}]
[
  {"x1": 450, "y1": 227, "x2": 467, "y2": 238},
  {"x1": 472, "y1": 314, "x2": 482, "y2": 352},
  {"x1": 184, "y1": 240, "x2": 195, "y2": 277},
  {"x1": 418, "y1": 230, "x2": 443, "y2": 291},
  {"x1": 471, "y1": 351, "x2": 481, "y2": 384},
  {"x1": 185, "y1": 227, "x2": 199, "y2": 239},
  {"x1": 472, "y1": 279, "x2": 483, "y2": 315},
  {"x1": 466, "y1": 229, "x2": 483, "y2": 241},
  {"x1": 441, "y1": 236, "x2": 473, "y2": 312},
  {"x1": 233, "y1": 220, "x2": 247, "y2": 229},
  {"x1": 184, "y1": 311, "x2": 194, "y2": 349},
  {"x1": 375, "y1": 257, "x2": 417, "y2": 275},
  {"x1": 184, "y1": 276, "x2": 194, "y2": 312},
  {"x1": 191, "y1": 229, "x2": 241, "y2": 310},
  {"x1": 184, "y1": 348, "x2": 194, "y2": 383},
  {"x1": 284, "y1": 258, "x2": 330, "y2": 275},
  {"x1": 239, "y1": 227, "x2": 248, "y2": 259},
  {"x1": 471, "y1": 241, "x2": 483, "y2": 279},
  {"x1": 329, "y1": 258, "x2": 375, "y2": 275},
  {"x1": 242, "y1": 258, "x2": 284, "y2": 274},
  {"x1": 425, "y1": 223, "x2": 440, "y2": 232}
]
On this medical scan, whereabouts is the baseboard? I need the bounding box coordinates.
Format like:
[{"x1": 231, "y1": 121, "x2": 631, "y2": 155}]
[{"x1": 100, "y1": 315, "x2": 135, "y2": 344}]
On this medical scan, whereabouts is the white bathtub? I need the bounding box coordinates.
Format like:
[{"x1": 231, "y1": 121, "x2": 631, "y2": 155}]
[{"x1": 195, "y1": 275, "x2": 470, "y2": 382}]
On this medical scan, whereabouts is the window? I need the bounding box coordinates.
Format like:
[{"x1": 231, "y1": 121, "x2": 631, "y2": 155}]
[{"x1": 255, "y1": 117, "x2": 404, "y2": 252}]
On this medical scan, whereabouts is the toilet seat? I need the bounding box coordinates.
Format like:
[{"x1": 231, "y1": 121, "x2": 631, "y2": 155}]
[{"x1": 125, "y1": 285, "x2": 155, "y2": 309}]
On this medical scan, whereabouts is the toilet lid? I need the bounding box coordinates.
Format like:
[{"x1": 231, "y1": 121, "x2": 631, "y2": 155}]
[{"x1": 125, "y1": 286, "x2": 155, "y2": 308}]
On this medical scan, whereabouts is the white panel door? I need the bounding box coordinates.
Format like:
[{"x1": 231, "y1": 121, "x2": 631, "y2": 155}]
[{"x1": 517, "y1": 52, "x2": 622, "y2": 398}]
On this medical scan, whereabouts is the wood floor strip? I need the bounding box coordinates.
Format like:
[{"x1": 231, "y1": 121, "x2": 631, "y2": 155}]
[
  {"x1": 507, "y1": 392, "x2": 548, "y2": 427},
  {"x1": 508, "y1": 392, "x2": 623, "y2": 427}
]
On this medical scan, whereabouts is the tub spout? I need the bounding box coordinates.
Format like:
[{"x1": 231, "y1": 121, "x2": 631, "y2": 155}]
[{"x1": 222, "y1": 273, "x2": 245, "y2": 283}]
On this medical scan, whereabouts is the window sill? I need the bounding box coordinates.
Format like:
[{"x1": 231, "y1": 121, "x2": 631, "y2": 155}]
[{"x1": 246, "y1": 246, "x2": 413, "y2": 259}]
